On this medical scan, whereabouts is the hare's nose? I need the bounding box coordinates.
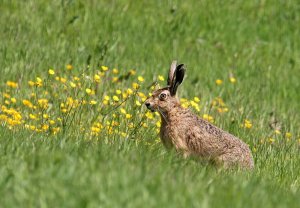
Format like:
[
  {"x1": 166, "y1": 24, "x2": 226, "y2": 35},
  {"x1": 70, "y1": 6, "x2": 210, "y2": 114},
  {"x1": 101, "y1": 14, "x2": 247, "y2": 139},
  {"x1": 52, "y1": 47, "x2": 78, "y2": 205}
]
[{"x1": 145, "y1": 102, "x2": 150, "y2": 108}]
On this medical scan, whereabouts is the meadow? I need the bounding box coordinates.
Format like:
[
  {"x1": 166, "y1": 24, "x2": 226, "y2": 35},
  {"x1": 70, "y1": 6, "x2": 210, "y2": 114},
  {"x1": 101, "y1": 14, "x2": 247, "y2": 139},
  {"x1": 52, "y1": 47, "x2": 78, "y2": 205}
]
[{"x1": 0, "y1": 0, "x2": 300, "y2": 207}]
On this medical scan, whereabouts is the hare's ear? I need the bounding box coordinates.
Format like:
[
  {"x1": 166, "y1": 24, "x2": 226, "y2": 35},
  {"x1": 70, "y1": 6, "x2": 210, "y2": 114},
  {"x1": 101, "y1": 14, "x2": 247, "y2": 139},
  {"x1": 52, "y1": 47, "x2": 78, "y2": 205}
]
[
  {"x1": 169, "y1": 63, "x2": 185, "y2": 96},
  {"x1": 167, "y1": 60, "x2": 177, "y2": 86}
]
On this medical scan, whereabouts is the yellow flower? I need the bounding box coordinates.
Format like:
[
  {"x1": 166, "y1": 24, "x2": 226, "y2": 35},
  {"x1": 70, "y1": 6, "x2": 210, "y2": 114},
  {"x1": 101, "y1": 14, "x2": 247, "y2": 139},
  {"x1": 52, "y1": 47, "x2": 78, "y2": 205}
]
[
  {"x1": 0, "y1": 114, "x2": 8, "y2": 121},
  {"x1": 28, "y1": 81, "x2": 35, "y2": 87},
  {"x1": 106, "y1": 126, "x2": 113, "y2": 134},
  {"x1": 22, "y1": 100, "x2": 33, "y2": 108},
  {"x1": 125, "y1": 114, "x2": 132, "y2": 119},
  {"x1": 216, "y1": 97, "x2": 226, "y2": 107},
  {"x1": 94, "y1": 122, "x2": 103, "y2": 129},
  {"x1": 111, "y1": 121, "x2": 119, "y2": 126},
  {"x1": 135, "y1": 100, "x2": 142, "y2": 106},
  {"x1": 127, "y1": 88, "x2": 133, "y2": 95},
  {"x1": 112, "y1": 77, "x2": 119, "y2": 83},
  {"x1": 274, "y1": 130, "x2": 281, "y2": 135},
  {"x1": 86, "y1": 88, "x2": 92, "y2": 95},
  {"x1": 113, "y1": 95, "x2": 119, "y2": 102},
  {"x1": 180, "y1": 98, "x2": 188, "y2": 103},
  {"x1": 61, "y1": 108, "x2": 67, "y2": 113},
  {"x1": 49, "y1": 120, "x2": 55, "y2": 125},
  {"x1": 156, "y1": 121, "x2": 161, "y2": 128},
  {"x1": 94, "y1": 74, "x2": 101, "y2": 83},
  {"x1": 182, "y1": 102, "x2": 189, "y2": 109},
  {"x1": 99, "y1": 72, "x2": 105, "y2": 77},
  {"x1": 91, "y1": 126, "x2": 101, "y2": 133},
  {"x1": 70, "y1": 81, "x2": 76, "y2": 88},
  {"x1": 215, "y1": 79, "x2": 223, "y2": 85},
  {"x1": 120, "y1": 132, "x2": 127, "y2": 138},
  {"x1": 29, "y1": 125, "x2": 36, "y2": 131},
  {"x1": 43, "y1": 114, "x2": 49, "y2": 119},
  {"x1": 145, "y1": 111, "x2": 154, "y2": 119},
  {"x1": 194, "y1": 97, "x2": 200, "y2": 103},
  {"x1": 35, "y1": 77, "x2": 43, "y2": 87},
  {"x1": 120, "y1": 108, "x2": 126, "y2": 114},
  {"x1": 48, "y1": 69, "x2": 55, "y2": 75},
  {"x1": 217, "y1": 107, "x2": 229, "y2": 113},
  {"x1": 137, "y1": 92, "x2": 145, "y2": 98},
  {"x1": 29, "y1": 114, "x2": 37, "y2": 120},
  {"x1": 42, "y1": 124, "x2": 49, "y2": 131},
  {"x1": 90, "y1": 100, "x2": 97, "y2": 105},
  {"x1": 132, "y1": 82, "x2": 139, "y2": 90},
  {"x1": 66, "y1": 64, "x2": 73, "y2": 70},
  {"x1": 112, "y1": 68, "x2": 119, "y2": 74},
  {"x1": 60, "y1": 77, "x2": 67, "y2": 83},
  {"x1": 242, "y1": 119, "x2": 252, "y2": 129},
  {"x1": 3, "y1": 93, "x2": 10, "y2": 98},
  {"x1": 52, "y1": 127, "x2": 60, "y2": 134},
  {"x1": 138, "y1": 94, "x2": 147, "y2": 102},
  {"x1": 129, "y1": 69, "x2": 136, "y2": 75},
  {"x1": 38, "y1": 99, "x2": 49, "y2": 109},
  {"x1": 190, "y1": 100, "x2": 197, "y2": 108},
  {"x1": 6, "y1": 81, "x2": 18, "y2": 88},
  {"x1": 190, "y1": 100, "x2": 200, "y2": 112},
  {"x1": 138, "y1": 76, "x2": 145, "y2": 83},
  {"x1": 194, "y1": 105, "x2": 200, "y2": 112},
  {"x1": 285, "y1": 132, "x2": 292, "y2": 138},
  {"x1": 10, "y1": 98, "x2": 17, "y2": 103},
  {"x1": 122, "y1": 92, "x2": 128, "y2": 99},
  {"x1": 158, "y1": 75, "x2": 165, "y2": 81},
  {"x1": 73, "y1": 76, "x2": 80, "y2": 81},
  {"x1": 268, "y1": 138, "x2": 275, "y2": 144},
  {"x1": 230, "y1": 77, "x2": 236, "y2": 83},
  {"x1": 36, "y1": 77, "x2": 42, "y2": 83},
  {"x1": 203, "y1": 114, "x2": 214, "y2": 123},
  {"x1": 116, "y1": 89, "x2": 122, "y2": 95},
  {"x1": 104, "y1": 95, "x2": 110, "y2": 101},
  {"x1": 101, "y1": 66, "x2": 109, "y2": 71}
]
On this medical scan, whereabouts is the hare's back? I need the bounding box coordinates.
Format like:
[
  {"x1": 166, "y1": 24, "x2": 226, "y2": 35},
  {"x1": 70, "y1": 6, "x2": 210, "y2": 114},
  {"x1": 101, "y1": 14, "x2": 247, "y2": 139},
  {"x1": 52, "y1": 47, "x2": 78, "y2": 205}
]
[{"x1": 185, "y1": 116, "x2": 248, "y2": 155}]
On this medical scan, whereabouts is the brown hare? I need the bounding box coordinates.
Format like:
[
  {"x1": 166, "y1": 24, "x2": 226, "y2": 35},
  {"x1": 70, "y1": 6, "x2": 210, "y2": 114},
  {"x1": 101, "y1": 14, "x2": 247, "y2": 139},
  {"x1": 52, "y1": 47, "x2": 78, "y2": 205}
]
[{"x1": 145, "y1": 61, "x2": 254, "y2": 169}]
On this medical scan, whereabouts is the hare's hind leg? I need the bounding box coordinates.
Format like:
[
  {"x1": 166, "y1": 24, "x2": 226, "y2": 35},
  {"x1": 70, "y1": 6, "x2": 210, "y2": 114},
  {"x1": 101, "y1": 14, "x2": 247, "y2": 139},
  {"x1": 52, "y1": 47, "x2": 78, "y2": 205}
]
[
  {"x1": 214, "y1": 152, "x2": 241, "y2": 169},
  {"x1": 215, "y1": 152, "x2": 254, "y2": 169}
]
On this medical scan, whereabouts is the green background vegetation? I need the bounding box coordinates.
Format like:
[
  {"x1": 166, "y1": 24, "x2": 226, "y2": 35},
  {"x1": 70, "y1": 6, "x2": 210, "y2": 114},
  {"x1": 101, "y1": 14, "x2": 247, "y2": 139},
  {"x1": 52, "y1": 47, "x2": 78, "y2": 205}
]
[{"x1": 1, "y1": 0, "x2": 299, "y2": 207}]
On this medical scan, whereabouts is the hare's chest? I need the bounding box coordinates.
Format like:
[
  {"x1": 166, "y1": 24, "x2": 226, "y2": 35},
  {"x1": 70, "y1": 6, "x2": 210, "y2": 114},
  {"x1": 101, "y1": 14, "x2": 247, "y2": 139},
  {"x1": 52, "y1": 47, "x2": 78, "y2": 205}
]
[
  {"x1": 160, "y1": 125, "x2": 173, "y2": 148},
  {"x1": 160, "y1": 124, "x2": 185, "y2": 149}
]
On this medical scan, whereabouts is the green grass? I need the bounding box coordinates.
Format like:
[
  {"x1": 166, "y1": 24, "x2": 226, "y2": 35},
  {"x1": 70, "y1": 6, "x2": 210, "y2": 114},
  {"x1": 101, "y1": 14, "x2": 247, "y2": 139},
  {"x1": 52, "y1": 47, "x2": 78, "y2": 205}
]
[
  {"x1": 0, "y1": 129, "x2": 299, "y2": 207},
  {"x1": 1, "y1": 0, "x2": 300, "y2": 207}
]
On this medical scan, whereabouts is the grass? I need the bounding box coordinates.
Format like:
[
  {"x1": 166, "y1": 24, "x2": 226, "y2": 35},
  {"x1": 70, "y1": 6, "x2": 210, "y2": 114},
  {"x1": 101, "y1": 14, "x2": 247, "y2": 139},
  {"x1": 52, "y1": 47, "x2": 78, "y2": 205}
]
[{"x1": 1, "y1": 0, "x2": 300, "y2": 207}]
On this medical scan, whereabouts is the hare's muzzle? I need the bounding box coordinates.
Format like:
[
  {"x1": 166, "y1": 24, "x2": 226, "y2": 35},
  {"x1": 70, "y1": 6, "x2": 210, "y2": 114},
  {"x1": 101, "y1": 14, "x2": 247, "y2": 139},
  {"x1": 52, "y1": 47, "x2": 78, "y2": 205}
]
[
  {"x1": 145, "y1": 102, "x2": 155, "y2": 112},
  {"x1": 145, "y1": 102, "x2": 151, "y2": 110}
]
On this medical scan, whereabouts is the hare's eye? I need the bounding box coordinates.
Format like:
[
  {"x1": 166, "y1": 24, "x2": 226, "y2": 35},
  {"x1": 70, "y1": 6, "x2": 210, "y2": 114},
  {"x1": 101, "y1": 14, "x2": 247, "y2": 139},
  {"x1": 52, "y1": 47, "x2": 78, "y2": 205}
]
[{"x1": 159, "y1": 93, "x2": 167, "y2": 100}]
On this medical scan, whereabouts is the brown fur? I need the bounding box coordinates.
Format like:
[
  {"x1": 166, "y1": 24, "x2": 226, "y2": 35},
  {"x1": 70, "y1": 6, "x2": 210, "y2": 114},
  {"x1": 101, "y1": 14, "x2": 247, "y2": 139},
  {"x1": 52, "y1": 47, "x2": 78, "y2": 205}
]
[{"x1": 145, "y1": 62, "x2": 254, "y2": 169}]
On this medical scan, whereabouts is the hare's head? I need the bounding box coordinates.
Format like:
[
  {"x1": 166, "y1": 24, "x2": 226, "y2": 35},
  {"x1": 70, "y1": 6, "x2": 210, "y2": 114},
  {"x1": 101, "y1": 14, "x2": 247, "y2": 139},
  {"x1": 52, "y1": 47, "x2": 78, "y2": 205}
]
[{"x1": 145, "y1": 61, "x2": 185, "y2": 114}]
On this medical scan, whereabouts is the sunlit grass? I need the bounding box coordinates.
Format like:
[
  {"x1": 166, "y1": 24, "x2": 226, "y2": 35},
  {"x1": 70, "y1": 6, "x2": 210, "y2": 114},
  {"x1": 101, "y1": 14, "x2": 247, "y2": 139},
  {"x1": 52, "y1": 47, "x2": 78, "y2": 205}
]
[{"x1": 1, "y1": 65, "x2": 298, "y2": 149}]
